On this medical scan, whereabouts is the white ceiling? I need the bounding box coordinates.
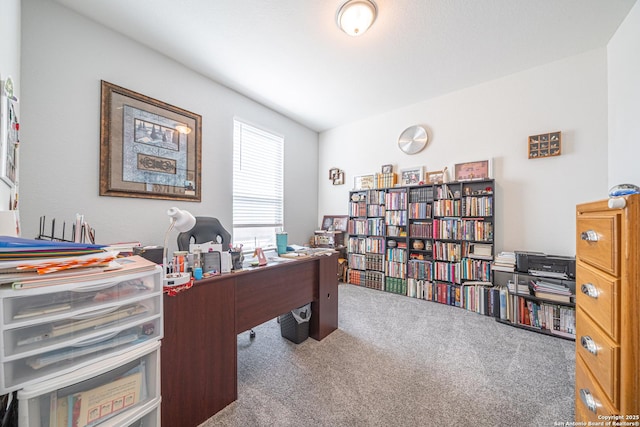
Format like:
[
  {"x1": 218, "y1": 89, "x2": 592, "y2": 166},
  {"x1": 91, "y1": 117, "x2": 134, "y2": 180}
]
[{"x1": 53, "y1": 0, "x2": 636, "y2": 132}]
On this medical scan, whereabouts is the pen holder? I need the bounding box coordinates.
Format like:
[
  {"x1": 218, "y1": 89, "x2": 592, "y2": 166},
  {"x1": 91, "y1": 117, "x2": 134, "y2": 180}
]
[{"x1": 231, "y1": 251, "x2": 244, "y2": 270}]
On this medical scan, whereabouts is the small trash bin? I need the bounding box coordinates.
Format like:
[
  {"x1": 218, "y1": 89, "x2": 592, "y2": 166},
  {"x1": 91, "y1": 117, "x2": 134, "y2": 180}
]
[{"x1": 279, "y1": 303, "x2": 311, "y2": 344}]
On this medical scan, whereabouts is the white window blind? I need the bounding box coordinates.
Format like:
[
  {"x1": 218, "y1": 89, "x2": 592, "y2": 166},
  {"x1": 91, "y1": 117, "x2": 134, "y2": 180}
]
[{"x1": 233, "y1": 119, "x2": 284, "y2": 251}]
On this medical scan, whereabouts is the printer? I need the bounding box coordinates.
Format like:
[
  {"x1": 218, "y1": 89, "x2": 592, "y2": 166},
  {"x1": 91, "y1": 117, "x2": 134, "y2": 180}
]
[{"x1": 515, "y1": 251, "x2": 576, "y2": 280}]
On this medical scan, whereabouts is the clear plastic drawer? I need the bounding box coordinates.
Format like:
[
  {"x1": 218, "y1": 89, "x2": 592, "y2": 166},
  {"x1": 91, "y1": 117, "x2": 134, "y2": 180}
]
[
  {"x1": 3, "y1": 294, "x2": 161, "y2": 358},
  {"x1": 18, "y1": 341, "x2": 160, "y2": 427},
  {"x1": 2, "y1": 317, "x2": 161, "y2": 393},
  {"x1": 2, "y1": 270, "x2": 160, "y2": 327}
]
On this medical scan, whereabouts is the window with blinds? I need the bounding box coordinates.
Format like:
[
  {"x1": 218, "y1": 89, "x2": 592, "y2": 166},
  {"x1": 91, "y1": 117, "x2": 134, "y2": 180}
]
[{"x1": 232, "y1": 119, "x2": 284, "y2": 251}]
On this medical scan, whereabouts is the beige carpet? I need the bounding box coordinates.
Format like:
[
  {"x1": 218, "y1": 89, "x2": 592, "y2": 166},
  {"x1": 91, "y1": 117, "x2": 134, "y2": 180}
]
[{"x1": 200, "y1": 283, "x2": 575, "y2": 427}]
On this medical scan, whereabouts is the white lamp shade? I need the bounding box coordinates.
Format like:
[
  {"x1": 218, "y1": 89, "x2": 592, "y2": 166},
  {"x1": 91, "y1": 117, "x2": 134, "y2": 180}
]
[
  {"x1": 167, "y1": 207, "x2": 196, "y2": 232},
  {"x1": 337, "y1": 0, "x2": 377, "y2": 36}
]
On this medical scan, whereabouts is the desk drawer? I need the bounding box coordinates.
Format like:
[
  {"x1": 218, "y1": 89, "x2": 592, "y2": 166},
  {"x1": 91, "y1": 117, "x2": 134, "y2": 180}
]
[
  {"x1": 576, "y1": 308, "x2": 619, "y2": 406},
  {"x1": 576, "y1": 263, "x2": 619, "y2": 340},
  {"x1": 576, "y1": 214, "x2": 619, "y2": 276},
  {"x1": 575, "y1": 355, "x2": 617, "y2": 421}
]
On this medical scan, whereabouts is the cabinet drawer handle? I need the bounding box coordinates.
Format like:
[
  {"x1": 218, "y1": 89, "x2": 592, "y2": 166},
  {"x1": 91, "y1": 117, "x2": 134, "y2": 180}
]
[
  {"x1": 580, "y1": 230, "x2": 599, "y2": 242},
  {"x1": 579, "y1": 388, "x2": 597, "y2": 413},
  {"x1": 581, "y1": 283, "x2": 599, "y2": 299},
  {"x1": 580, "y1": 336, "x2": 598, "y2": 355}
]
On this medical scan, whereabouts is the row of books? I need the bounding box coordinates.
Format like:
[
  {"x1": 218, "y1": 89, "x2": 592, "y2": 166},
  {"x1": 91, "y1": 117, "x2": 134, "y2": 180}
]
[
  {"x1": 511, "y1": 295, "x2": 576, "y2": 338},
  {"x1": 408, "y1": 202, "x2": 432, "y2": 219},
  {"x1": 408, "y1": 187, "x2": 434, "y2": 203},
  {"x1": 406, "y1": 279, "x2": 502, "y2": 318},
  {"x1": 460, "y1": 195, "x2": 493, "y2": 216},
  {"x1": 384, "y1": 210, "x2": 407, "y2": 226},
  {"x1": 384, "y1": 190, "x2": 407, "y2": 210},
  {"x1": 365, "y1": 253, "x2": 385, "y2": 271},
  {"x1": 433, "y1": 199, "x2": 461, "y2": 217}
]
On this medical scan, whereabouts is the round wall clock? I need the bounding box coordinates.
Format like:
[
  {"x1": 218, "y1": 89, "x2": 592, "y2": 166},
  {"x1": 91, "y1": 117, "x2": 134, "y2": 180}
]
[{"x1": 398, "y1": 125, "x2": 428, "y2": 155}]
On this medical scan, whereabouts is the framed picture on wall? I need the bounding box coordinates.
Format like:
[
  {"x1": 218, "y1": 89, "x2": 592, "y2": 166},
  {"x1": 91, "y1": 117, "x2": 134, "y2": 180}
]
[
  {"x1": 99, "y1": 80, "x2": 202, "y2": 201},
  {"x1": 0, "y1": 77, "x2": 18, "y2": 187}
]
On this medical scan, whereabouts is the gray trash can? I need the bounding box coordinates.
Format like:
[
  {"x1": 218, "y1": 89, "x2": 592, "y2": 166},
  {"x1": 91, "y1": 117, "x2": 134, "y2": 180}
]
[{"x1": 279, "y1": 303, "x2": 311, "y2": 344}]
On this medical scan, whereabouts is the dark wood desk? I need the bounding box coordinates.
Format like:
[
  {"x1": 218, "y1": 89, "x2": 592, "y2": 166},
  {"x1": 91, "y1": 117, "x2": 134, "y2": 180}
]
[{"x1": 160, "y1": 254, "x2": 339, "y2": 427}]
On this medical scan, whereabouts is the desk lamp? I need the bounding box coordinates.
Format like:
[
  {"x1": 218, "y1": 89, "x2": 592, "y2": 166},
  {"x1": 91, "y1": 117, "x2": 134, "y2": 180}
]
[{"x1": 163, "y1": 207, "x2": 196, "y2": 287}]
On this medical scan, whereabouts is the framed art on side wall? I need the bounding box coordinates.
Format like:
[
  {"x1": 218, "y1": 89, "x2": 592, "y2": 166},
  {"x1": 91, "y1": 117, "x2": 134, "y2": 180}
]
[
  {"x1": 100, "y1": 80, "x2": 202, "y2": 201},
  {"x1": 0, "y1": 77, "x2": 18, "y2": 187}
]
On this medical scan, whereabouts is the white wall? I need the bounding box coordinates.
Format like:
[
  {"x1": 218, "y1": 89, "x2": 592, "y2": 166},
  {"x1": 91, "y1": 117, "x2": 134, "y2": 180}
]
[
  {"x1": 0, "y1": 0, "x2": 20, "y2": 212},
  {"x1": 608, "y1": 0, "x2": 640, "y2": 188},
  {"x1": 19, "y1": 0, "x2": 318, "y2": 253},
  {"x1": 319, "y1": 49, "x2": 609, "y2": 256}
]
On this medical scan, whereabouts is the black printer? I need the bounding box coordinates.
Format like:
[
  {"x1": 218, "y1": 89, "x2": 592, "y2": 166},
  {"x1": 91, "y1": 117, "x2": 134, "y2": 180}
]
[{"x1": 515, "y1": 251, "x2": 576, "y2": 280}]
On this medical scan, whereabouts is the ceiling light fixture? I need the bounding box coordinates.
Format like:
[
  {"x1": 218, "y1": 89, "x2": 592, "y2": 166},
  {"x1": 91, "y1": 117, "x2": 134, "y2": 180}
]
[{"x1": 336, "y1": 0, "x2": 377, "y2": 37}]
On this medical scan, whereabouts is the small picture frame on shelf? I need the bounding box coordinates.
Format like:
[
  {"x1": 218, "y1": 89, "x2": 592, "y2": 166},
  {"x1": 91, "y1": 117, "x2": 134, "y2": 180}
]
[
  {"x1": 453, "y1": 159, "x2": 492, "y2": 181},
  {"x1": 381, "y1": 164, "x2": 393, "y2": 174},
  {"x1": 425, "y1": 170, "x2": 444, "y2": 184},
  {"x1": 399, "y1": 167, "x2": 423, "y2": 186}
]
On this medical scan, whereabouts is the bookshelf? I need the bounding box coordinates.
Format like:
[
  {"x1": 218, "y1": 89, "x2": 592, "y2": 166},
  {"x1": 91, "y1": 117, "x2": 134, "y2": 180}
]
[
  {"x1": 493, "y1": 269, "x2": 576, "y2": 340},
  {"x1": 347, "y1": 179, "x2": 497, "y2": 316}
]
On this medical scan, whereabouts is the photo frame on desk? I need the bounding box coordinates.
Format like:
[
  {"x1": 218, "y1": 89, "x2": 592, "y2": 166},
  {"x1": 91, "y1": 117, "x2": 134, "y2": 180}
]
[{"x1": 100, "y1": 80, "x2": 202, "y2": 201}]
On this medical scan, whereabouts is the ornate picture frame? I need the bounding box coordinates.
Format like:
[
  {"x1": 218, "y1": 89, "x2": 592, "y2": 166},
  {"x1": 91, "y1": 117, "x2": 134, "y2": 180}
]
[{"x1": 100, "y1": 80, "x2": 202, "y2": 201}]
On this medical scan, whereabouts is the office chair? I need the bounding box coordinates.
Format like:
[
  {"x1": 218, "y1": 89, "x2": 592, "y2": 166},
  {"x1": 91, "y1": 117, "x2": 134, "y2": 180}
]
[
  {"x1": 176, "y1": 216, "x2": 231, "y2": 251},
  {"x1": 176, "y1": 217, "x2": 256, "y2": 339}
]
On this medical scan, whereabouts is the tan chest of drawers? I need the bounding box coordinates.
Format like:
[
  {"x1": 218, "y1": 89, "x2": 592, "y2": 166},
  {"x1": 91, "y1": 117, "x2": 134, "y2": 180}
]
[{"x1": 575, "y1": 194, "x2": 639, "y2": 420}]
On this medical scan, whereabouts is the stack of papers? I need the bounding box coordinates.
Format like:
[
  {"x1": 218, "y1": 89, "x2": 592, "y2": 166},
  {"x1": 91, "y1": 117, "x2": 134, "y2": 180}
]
[
  {"x1": 491, "y1": 251, "x2": 516, "y2": 272},
  {"x1": 530, "y1": 279, "x2": 573, "y2": 303},
  {"x1": 0, "y1": 236, "x2": 105, "y2": 261},
  {"x1": 0, "y1": 237, "x2": 157, "y2": 289}
]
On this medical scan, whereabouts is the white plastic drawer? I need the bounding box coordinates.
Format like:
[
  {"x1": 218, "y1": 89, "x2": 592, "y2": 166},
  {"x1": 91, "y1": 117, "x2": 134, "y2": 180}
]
[
  {"x1": 18, "y1": 341, "x2": 160, "y2": 427},
  {"x1": 2, "y1": 317, "x2": 161, "y2": 393},
  {"x1": 3, "y1": 294, "x2": 161, "y2": 359},
  {"x1": 2, "y1": 270, "x2": 160, "y2": 328}
]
